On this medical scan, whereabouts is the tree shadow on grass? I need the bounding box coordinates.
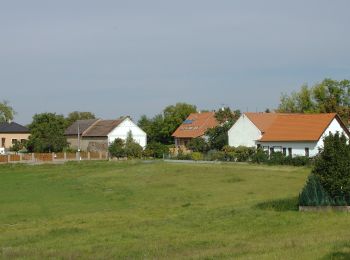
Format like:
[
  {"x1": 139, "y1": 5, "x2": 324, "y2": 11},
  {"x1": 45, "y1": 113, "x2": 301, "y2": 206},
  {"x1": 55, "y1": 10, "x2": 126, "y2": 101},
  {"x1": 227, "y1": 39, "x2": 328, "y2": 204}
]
[
  {"x1": 321, "y1": 242, "x2": 350, "y2": 260},
  {"x1": 322, "y1": 251, "x2": 350, "y2": 260},
  {"x1": 254, "y1": 196, "x2": 299, "y2": 212}
]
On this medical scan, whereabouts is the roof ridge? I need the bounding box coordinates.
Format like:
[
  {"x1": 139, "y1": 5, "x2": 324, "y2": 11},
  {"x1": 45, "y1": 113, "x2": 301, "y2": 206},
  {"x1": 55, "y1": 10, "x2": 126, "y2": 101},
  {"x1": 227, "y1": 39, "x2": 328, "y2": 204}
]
[{"x1": 82, "y1": 119, "x2": 102, "y2": 136}]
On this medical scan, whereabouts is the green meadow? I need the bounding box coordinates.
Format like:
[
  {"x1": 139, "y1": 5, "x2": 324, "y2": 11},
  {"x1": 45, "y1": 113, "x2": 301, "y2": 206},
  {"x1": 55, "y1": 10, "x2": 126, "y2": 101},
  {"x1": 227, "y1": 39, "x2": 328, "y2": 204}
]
[{"x1": 0, "y1": 161, "x2": 349, "y2": 259}]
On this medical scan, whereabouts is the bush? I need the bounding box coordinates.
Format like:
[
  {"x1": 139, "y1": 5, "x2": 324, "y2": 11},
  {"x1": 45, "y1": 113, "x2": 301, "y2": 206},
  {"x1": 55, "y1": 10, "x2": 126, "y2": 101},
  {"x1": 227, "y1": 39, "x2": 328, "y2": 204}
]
[
  {"x1": 191, "y1": 152, "x2": 204, "y2": 161},
  {"x1": 234, "y1": 146, "x2": 256, "y2": 162},
  {"x1": 176, "y1": 151, "x2": 192, "y2": 160},
  {"x1": 108, "y1": 138, "x2": 125, "y2": 158},
  {"x1": 312, "y1": 133, "x2": 350, "y2": 199},
  {"x1": 299, "y1": 174, "x2": 333, "y2": 206},
  {"x1": 144, "y1": 142, "x2": 169, "y2": 158},
  {"x1": 125, "y1": 142, "x2": 143, "y2": 158},
  {"x1": 124, "y1": 132, "x2": 143, "y2": 158},
  {"x1": 251, "y1": 148, "x2": 269, "y2": 164},
  {"x1": 205, "y1": 150, "x2": 226, "y2": 161},
  {"x1": 187, "y1": 138, "x2": 209, "y2": 153}
]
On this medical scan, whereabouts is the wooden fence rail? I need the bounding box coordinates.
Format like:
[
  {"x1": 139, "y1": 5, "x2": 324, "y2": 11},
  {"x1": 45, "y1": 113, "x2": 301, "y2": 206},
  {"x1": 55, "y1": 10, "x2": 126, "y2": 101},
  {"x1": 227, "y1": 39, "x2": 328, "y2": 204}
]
[{"x1": 0, "y1": 152, "x2": 109, "y2": 164}]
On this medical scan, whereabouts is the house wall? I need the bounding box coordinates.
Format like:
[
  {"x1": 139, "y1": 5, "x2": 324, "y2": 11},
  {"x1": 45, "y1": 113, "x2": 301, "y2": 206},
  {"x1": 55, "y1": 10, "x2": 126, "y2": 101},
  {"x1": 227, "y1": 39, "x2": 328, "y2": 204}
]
[
  {"x1": 228, "y1": 115, "x2": 261, "y2": 147},
  {"x1": 66, "y1": 136, "x2": 108, "y2": 152},
  {"x1": 108, "y1": 118, "x2": 147, "y2": 148},
  {"x1": 0, "y1": 133, "x2": 30, "y2": 149},
  {"x1": 257, "y1": 141, "x2": 318, "y2": 157},
  {"x1": 257, "y1": 118, "x2": 348, "y2": 157},
  {"x1": 175, "y1": 137, "x2": 192, "y2": 147}
]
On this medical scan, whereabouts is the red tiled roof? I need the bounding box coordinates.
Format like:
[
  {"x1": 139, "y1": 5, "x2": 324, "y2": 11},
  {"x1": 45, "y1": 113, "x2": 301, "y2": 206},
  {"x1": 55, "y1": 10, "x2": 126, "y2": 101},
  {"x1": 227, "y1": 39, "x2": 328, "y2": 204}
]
[
  {"x1": 172, "y1": 112, "x2": 219, "y2": 138},
  {"x1": 245, "y1": 112, "x2": 349, "y2": 142}
]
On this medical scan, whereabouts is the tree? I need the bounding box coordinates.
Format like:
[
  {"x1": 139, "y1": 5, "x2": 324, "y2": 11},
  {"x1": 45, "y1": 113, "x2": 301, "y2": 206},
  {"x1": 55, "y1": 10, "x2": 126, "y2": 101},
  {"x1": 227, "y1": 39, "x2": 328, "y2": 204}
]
[
  {"x1": 187, "y1": 138, "x2": 209, "y2": 153},
  {"x1": 26, "y1": 113, "x2": 68, "y2": 152},
  {"x1": 144, "y1": 142, "x2": 169, "y2": 158},
  {"x1": 124, "y1": 131, "x2": 143, "y2": 158},
  {"x1": 138, "y1": 103, "x2": 196, "y2": 144},
  {"x1": 108, "y1": 138, "x2": 125, "y2": 158},
  {"x1": 0, "y1": 100, "x2": 15, "y2": 123},
  {"x1": 278, "y1": 78, "x2": 350, "y2": 124},
  {"x1": 66, "y1": 111, "x2": 96, "y2": 127},
  {"x1": 206, "y1": 108, "x2": 241, "y2": 150},
  {"x1": 312, "y1": 132, "x2": 350, "y2": 201}
]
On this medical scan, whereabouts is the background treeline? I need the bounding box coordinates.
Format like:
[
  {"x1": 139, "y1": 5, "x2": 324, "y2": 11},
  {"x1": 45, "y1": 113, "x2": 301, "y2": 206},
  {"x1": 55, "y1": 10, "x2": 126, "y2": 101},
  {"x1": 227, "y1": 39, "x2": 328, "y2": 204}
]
[{"x1": 1, "y1": 78, "x2": 349, "y2": 154}]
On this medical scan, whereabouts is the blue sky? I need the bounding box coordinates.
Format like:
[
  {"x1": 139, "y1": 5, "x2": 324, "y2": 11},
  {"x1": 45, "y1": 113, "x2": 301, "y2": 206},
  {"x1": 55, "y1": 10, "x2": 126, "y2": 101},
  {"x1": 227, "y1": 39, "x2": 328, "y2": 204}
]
[{"x1": 1, "y1": 0, "x2": 349, "y2": 124}]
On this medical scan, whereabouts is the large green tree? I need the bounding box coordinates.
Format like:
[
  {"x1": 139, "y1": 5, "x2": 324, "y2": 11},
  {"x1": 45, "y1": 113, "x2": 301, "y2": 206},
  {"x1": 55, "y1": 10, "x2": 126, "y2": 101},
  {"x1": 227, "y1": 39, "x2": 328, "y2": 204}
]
[
  {"x1": 278, "y1": 78, "x2": 350, "y2": 123},
  {"x1": 66, "y1": 111, "x2": 96, "y2": 127},
  {"x1": 138, "y1": 102, "x2": 196, "y2": 144},
  {"x1": 26, "y1": 113, "x2": 68, "y2": 152},
  {"x1": 206, "y1": 108, "x2": 241, "y2": 150},
  {"x1": 0, "y1": 100, "x2": 15, "y2": 123}
]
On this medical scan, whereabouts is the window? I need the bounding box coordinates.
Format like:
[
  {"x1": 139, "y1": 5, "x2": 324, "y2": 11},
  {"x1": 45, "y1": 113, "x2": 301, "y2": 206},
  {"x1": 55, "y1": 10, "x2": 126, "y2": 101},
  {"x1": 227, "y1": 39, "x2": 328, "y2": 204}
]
[
  {"x1": 270, "y1": 147, "x2": 274, "y2": 154},
  {"x1": 305, "y1": 147, "x2": 309, "y2": 157},
  {"x1": 288, "y1": 148, "x2": 292, "y2": 157},
  {"x1": 257, "y1": 144, "x2": 261, "y2": 149},
  {"x1": 1, "y1": 138, "x2": 5, "y2": 147},
  {"x1": 12, "y1": 139, "x2": 18, "y2": 145},
  {"x1": 283, "y1": 148, "x2": 287, "y2": 156}
]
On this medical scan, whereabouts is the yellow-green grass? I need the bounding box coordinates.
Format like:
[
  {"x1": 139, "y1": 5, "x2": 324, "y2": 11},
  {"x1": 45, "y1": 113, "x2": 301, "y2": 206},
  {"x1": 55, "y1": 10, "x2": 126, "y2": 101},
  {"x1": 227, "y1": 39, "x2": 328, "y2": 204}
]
[{"x1": 0, "y1": 161, "x2": 349, "y2": 259}]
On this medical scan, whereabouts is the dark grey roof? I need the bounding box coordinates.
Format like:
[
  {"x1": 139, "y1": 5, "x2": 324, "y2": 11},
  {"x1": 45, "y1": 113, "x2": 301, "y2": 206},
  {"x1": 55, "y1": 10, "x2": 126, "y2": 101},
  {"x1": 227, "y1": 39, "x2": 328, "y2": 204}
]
[
  {"x1": 64, "y1": 119, "x2": 99, "y2": 136},
  {"x1": 0, "y1": 122, "x2": 29, "y2": 133}
]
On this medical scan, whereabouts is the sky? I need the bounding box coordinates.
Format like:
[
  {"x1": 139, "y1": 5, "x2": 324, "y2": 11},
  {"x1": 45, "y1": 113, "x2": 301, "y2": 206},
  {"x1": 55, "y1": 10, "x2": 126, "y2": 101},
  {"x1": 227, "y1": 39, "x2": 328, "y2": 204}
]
[{"x1": 1, "y1": 0, "x2": 350, "y2": 124}]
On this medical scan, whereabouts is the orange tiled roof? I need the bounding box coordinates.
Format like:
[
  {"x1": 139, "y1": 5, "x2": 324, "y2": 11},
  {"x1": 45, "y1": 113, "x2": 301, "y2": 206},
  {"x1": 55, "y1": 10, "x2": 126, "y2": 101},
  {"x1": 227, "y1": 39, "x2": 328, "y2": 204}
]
[
  {"x1": 245, "y1": 112, "x2": 348, "y2": 142},
  {"x1": 172, "y1": 112, "x2": 219, "y2": 138}
]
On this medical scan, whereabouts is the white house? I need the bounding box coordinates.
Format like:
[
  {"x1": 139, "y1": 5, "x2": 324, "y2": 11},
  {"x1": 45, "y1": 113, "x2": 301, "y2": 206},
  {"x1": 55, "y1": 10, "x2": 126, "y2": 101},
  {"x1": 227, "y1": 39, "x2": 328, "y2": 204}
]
[
  {"x1": 228, "y1": 112, "x2": 350, "y2": 157},
  {"x1": 65, "y1": 116, "x2": 147, "y2": 152}
]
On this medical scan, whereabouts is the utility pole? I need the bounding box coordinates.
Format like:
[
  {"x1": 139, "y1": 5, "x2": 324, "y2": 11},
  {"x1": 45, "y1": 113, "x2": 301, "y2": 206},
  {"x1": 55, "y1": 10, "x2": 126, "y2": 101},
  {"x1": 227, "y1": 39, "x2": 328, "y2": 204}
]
[{"x1": 77, "y1": 122, "x2": 81, "y2": 161}]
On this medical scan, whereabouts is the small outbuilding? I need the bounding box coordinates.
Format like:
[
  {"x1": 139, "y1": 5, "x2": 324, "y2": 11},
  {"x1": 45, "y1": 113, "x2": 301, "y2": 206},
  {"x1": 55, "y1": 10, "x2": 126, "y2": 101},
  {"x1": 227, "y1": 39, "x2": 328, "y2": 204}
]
[
  {"x1": 228, "y1": 112, "x2": 350, "y2": 157},
  {"x1": 65, "y1": 117, "x2": 147, "y2": 152}
]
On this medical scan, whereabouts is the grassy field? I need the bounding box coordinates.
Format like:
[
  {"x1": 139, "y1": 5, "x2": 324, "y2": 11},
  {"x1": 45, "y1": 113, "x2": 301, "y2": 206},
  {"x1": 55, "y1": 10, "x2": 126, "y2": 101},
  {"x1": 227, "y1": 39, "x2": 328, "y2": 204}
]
[{"x1": 0, "y1": 161, "x2": 349, "y2": 259}]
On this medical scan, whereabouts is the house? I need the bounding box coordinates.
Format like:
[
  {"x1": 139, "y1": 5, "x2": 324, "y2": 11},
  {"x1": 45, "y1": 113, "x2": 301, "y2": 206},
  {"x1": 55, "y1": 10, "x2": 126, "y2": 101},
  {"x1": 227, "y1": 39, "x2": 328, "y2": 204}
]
[
  {"x1": 228, "y1": 112, "x2": 350, "y2": 157},
  {"x1": 65, "y1": 117, "x2": 147, "y2": 152},
  {"x1": 172, "y1": 112, "x2": 219, "y2": 147},
  {"x1": 0, "y1": 122, "x2": 30, "y2": 149}
]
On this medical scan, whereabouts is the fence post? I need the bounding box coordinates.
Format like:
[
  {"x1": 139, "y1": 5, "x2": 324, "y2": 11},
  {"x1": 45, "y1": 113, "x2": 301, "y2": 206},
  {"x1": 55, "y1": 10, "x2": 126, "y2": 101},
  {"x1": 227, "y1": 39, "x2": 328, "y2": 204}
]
[
  {"x1": 99, "y1": 151, "x2": 102, "y2": 160},
  {"x1": 52, "y1": 153, "x2": 55, "y2": 161},
  {"x1": 88, "y1": 152, "x2": 91, "y2": 160},
  {"x1": 64, "y1": 152, "x2": 67, "y2": 161},
  {"x1": 7, "y1": 154, "x2": 10, "y2": 163},
  {"x1": 31, "y1": 153, "x2": 35, "y2": 162},
  {"x1": 19, "y1": 153, "x2": 22, "y2": 161}
]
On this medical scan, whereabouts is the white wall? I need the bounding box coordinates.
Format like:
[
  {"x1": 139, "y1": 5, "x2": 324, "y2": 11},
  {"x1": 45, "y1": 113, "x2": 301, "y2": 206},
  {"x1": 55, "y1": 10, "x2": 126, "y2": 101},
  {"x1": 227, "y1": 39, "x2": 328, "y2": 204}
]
[
  {"x1": 108, "y1": 118, "x2": 147, "y2": 148},
  {"x1": 257, "y1": 141, "x2": 318, "y2": 157},
  {"x1": 257, "y1": 118, "x2": 348, "y2": 157},
  {"x1": 228, "y1": 115, "x2": 261, "y2": 147}
]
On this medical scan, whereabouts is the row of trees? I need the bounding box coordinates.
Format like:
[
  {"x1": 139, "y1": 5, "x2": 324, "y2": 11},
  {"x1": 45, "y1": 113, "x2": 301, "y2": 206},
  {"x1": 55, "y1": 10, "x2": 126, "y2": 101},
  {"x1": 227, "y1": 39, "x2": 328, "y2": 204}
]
[
  {"x1": 278, "y1": 78, "x2": 350, "y2": 123},
  {"x1": 2, "y1": 77, "x2": 349, "y2": 154}
]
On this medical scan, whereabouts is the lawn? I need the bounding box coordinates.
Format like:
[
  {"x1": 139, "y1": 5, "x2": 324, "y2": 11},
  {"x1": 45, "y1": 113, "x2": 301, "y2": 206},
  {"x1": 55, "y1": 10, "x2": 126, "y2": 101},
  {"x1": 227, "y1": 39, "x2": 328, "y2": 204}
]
[{"x1": 0, "y1": 161, "x2": 349, "y2": 259}]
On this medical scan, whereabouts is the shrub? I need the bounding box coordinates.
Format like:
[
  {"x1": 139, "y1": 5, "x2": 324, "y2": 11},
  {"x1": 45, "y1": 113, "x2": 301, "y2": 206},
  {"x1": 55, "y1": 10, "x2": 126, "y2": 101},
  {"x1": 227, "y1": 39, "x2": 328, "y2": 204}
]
[
  {"x1": 187, "y1": 138, "x2": 209, "y2": 153},
  {"x1": 144, "y1": 142, "x2": 169, "y2": 158},
  {"x1": 124, "y1": 132, "x2": 143, "y2": 158},
  {"x1": 176, "y1": 151, "x2": 192, "y2": 160},
  {"x1": 205, "y1": 150, "x2": 226, "y2": 161},
  {"x1": 108, "y1": 138, "x2": 125, "y2": 158},
  {"x1": 191, "y1": 152, "x2": 204, "y2": 161},
  {"x1": 234, "y1": 146, "x2": 255, "y2": 162},
  {"x1": 251, "y1": 148, "x2": 269, "y2": 164},
  {"x1": 299, "y1": 174, "x2": 333, "y2": 206},
  {"x1": 312, "y1": 132, "x2": 350, "y2": 201}
]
